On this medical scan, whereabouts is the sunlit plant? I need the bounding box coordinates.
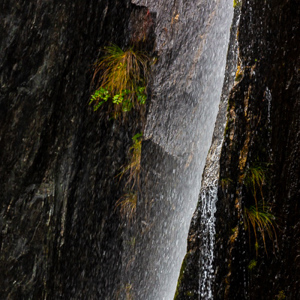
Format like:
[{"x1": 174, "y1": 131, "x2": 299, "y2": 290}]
[
  {"x1": 90, "y1": 44, "x2": 149, "y2": 115},
  {"x1": 234, "y1": 64, "x2": 243, "y2": 82},
  {"x1": 276, "y1": 290, "x2": 286, "y2": 300}
]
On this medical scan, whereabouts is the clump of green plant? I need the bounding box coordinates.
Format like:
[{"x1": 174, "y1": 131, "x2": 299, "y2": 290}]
[
  {"x1": 233, "y1": 0, "x2": 242, "y2": 8},
  {"x1": 125, "y1": 283, "x2": 133, "y2": 300},
  {"x1": 128, "y1": 236, "x2": 136, "y2": 248},
  {"x1": 116, "y1": 283, "x2": 134, "y2": 300},
  {"x1": 116, "y1": 133, "x2": 143, "y2": 220},
  {"x1": 118, "y1": 133, "x2": 143, "y2": 189},
  {"x1": 90, "y1": 44, "x2": 149, "y2": 115},
  {"x1": 231, "y1": 226, "x2": 238, "y2": 234},
  {"x1": 275, "y1": 290, "x2": 286, "y2": 300},
  {"x1": 244, "y1": 164, "x2": 267, "y2": 208},
  {"x1": 248, "y1": 259, "x2": 257, "y2": 270},
  {"x1": 244, "y1": 205, "x2": 277, "y2": 255}
]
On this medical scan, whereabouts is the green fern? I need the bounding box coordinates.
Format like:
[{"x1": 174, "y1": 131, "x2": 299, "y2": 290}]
[{"x1": 90, "y1": 44, "x2": 149, "y2": 114}]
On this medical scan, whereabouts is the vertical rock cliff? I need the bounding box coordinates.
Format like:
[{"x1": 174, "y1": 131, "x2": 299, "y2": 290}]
[
  {"x1": 215, "y1": 0, "x2": 300, "y2": 299},
  {"x1": 176, "y1": 0, "x2": 300, "y2": 299},
  {"x1": 0, "y1": 1, "x2": 153, "y2": 299},
  {"x1": 1, "y1": 0, "x2": 233, "y2": 299},
  {"x1": 1, "y1": 0, "x2": 299, "y2": 299}
]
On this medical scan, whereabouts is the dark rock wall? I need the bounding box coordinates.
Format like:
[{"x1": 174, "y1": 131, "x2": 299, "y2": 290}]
[
  {"x1": 0, "y1": 1, "x2": 153, "y2": 299},
  {"x1": 176, "y1": 0, "x2": 300, "y2": 299},
  {"x1": 214, "y1": 0, "x2": 300, "y2": 299}
]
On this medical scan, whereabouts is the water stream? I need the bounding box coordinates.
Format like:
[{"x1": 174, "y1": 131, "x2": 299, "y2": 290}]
[{"x1": 198, "y1": 140, "x2": 223, "y2": 299}]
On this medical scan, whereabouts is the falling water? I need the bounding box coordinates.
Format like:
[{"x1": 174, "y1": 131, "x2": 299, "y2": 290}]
[
  {"x1": 266, "y1": 87, "x2": 272, "y2": 125},
  {"x1": 199, "y1": 186, "x2": 218, "y2": 299},
  {"x1": 198, "y1": 142, "x2": 223, "y2": 299},
  {"x1": 127, "y1": 0, "x2": 234, "y2": 299},
  {"x1": 198, "y1": 6, "x2": 240, "y2": 298},
  {"x1": 265, "y1": 86, "x2": 273, "y2": 160}
]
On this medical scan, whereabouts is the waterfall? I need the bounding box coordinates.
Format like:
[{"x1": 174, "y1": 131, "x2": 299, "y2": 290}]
[
  {"x1": 199, "y1": 185, "x2": 218, "y2": 299},
  {"x1": 127, "y1": 1, "x2": 234, "y2": 299},
  {"x1": 197, "y1": 6, "x2": 240, "y2": 298},
  {"x1": 198, "y1": 141, "x2": 223, "y2": 299}
]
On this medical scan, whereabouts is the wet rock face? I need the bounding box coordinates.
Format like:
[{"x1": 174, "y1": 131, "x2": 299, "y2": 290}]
[
  {"x1": 175, "y1": 0, "x2": 300, "y2": 299},
  {"x1": 130, "y1": 1, "x2": 234, "y2": 299},
  {"x1": 0, "y1": 1, "x2": 153, "y2": 299},
  {"x1": 214, "y1": 0, "x2": 300, "y2": 299},
  {"x1": 2, "y1": 0, "x2": 298, "y2": 299},
  {"x1": 0, "y1": 0, "x2": 233, "y2": 298},
  {"x1": 173, "y1": 6, "x2": 240, "y2": 299}
]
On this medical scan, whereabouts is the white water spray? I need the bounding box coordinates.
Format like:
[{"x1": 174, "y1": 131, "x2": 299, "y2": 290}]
[
  {"x1": 198, "y1": 140, "x2": 223, "y2": 299},
  {"x1": 124, "y1": 1, "x2": 234, "y2": 299}
]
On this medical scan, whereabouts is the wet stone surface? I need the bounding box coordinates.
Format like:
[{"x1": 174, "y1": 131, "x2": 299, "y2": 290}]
[
  {"x1": 0, "y1": 0, "x2": 232, "y2": 298},
  {"x1": 1, "y1": 0, "x2": 298, "y2": 299},
  {"x1": 214, "y1": 0, "x2": 300, "y2": 299},
  {"x1": 0, "y1": 1, "x2": 147, "y2": 299}
]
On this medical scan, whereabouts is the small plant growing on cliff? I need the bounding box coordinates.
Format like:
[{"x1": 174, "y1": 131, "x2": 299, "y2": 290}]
[
  {"x1": 244, "y1": 205, "x2": 277, "y2": 255},
  {"x1": 115, "y1": 192, "x2": 137, "y2": 221},
  {"x1": 233, "y1": 0, "x2": 242, "y2": 8},
  {"x1": 90, "y1": 44, "x2": 149, "y2": 115},
  {"x1": 118, "y1": 133, "x2": 143, "y2": 189},
  {"x1": 275, "y1": 290, "x2": 286, "y2": 300},
  {"x1": 221, "y1": 177, "x2": 233, "y2": 192},
  {"x1": 125, "y1": 283, "x2": 134, "y2": 300},
  {"x1": 116, "y1": 133, "x2": 143, "y2": 220},
  {"x1": 248, "y1": 259, "x2": 257, "y2": 270},
  {"x1": 244, "y1": 164, "x2": 267, "y2": 208}
]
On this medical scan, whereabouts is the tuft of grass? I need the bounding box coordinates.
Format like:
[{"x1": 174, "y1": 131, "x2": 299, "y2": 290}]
[
  {"x1": 128, "y1": 236, "x2": 136, "y2": 248},
  {"x1": 115, "y1": 192, "x2": 137, "y2": 221},
  {"x1": 231, "y1": 226, "x2": 238, "y2": 234},
  {"x1": 118, "y1": 133, "x2": 143, "y2": 190},
  {"x1": 116, "y1": 133, "x2": 142, "y2": 222},
  {"x1": 244, "y1": 205, "x2": 277, "y2": 256},
  {"x1": 244, "y1": 164, "x2": 267, "y2": 208},
  {"x1": 125, "y1": 283, "x2": 133, "y2": 300},
  {"x1": 90, "y1": 44, "x2": 149, "y2": 114}
]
